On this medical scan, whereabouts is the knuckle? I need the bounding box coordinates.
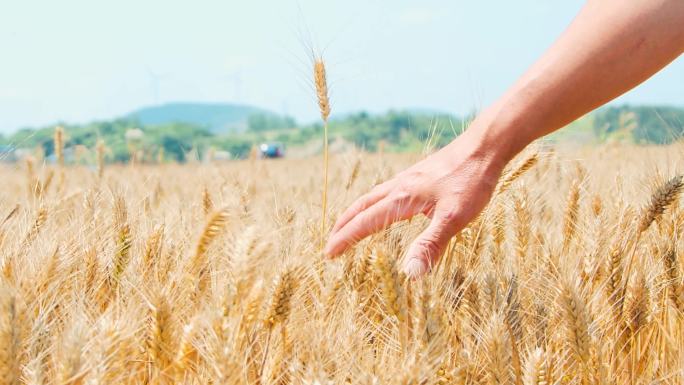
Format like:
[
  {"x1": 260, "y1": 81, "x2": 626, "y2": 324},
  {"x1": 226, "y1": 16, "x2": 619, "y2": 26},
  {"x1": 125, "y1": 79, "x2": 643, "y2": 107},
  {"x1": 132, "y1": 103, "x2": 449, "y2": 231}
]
[
  {"x1": 374, "y1": 178, "x2": 396, "y2": 191},
  {"x1": 391, "y1": 190, "x2": 412, "y2": 204},
  {"x1": 361, "y1": 191, "x2": 376, "y2": 202},
  {"x1": 408, "y1": 169, "x2": 427, "y2": 180},
  {"x1": 416, "y1": 236, "x2": 442, "y2": 257},
  {"x1": 438, "y1": 208, "x2": 461, "y2": 225},
  {"x1": 355, "y1": 194, "x2": 376, "y2": 209},
  {"x1": 349, "y1": 198, "x2": 365, "y2": 212},
  {"x1": 421, "y1": 202, "x2": 436, "y2": 216}
]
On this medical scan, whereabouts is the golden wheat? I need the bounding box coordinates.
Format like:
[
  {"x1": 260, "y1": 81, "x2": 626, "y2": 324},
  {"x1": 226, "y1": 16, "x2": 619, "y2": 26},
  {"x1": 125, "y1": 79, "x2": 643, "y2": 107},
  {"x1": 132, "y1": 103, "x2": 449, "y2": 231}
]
[{"x1": 0, "y1": 141, "x2": 681, "y2": 384}]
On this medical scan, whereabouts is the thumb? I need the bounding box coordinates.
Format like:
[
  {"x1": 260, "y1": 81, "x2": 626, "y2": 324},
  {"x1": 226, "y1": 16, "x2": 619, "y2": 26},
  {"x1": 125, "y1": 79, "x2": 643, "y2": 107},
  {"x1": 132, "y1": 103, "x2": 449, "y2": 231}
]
[{"x1": 401, "y1": 207, "x2": 459, "y2": 278}]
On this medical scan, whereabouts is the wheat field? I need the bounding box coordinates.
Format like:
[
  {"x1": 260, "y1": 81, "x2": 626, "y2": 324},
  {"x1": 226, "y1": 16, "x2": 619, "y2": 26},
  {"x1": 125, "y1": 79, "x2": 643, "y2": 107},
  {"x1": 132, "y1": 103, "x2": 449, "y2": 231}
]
[{"x1": 1, "y1": 140, "x2": 684, "y2": 384}]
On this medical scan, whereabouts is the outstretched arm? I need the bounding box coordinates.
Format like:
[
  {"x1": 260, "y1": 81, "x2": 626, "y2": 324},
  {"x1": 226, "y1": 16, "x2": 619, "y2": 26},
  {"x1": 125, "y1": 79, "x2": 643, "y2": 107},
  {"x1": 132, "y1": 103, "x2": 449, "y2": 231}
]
[{"x1": 325, "y1": 0, "x2": 684, "y2": 277}]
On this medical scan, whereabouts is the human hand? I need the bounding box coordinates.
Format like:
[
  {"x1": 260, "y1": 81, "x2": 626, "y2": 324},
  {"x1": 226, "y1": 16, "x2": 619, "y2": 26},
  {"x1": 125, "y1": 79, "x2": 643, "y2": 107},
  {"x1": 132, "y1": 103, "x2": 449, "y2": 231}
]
[{"x1": 324, "y1": 127, "x2": 508, "y2": 278}]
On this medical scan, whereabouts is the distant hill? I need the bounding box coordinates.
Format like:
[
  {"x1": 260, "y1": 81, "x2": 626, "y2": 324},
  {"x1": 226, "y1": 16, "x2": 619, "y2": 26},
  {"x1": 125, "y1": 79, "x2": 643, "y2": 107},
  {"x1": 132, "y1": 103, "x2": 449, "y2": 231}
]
[{"x1": 127, "y1": 102, "x2": 272, "y2": 134}]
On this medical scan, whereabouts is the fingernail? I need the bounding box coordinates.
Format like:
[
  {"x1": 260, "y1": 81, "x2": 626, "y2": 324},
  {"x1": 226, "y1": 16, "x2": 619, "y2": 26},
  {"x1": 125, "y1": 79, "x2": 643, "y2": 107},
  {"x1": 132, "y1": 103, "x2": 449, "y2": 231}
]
[{"x1": 402, "y1": 257, "x2": 427, "y2": 278}]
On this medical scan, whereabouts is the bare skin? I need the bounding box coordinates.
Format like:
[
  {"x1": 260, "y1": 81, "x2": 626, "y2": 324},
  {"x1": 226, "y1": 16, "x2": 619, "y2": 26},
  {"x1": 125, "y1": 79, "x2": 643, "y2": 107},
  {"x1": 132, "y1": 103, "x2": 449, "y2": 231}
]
[{"x1": 324, "y1": 0, "x2": 684, "y2": 278}]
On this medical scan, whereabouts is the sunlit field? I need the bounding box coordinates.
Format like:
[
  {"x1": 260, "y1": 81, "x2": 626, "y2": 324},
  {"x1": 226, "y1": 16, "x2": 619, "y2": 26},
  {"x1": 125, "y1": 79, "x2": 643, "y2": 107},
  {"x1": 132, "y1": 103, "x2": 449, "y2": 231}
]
[{"x1": 0, "y1": 140, "x2": 683, "y2": 384}]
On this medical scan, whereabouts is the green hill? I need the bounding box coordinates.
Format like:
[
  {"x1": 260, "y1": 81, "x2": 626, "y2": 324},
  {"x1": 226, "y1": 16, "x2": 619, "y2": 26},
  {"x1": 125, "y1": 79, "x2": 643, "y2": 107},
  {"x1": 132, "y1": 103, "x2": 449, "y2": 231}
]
[{"x1": 127, "y1": 102, "x2": 271, "y2": 134}]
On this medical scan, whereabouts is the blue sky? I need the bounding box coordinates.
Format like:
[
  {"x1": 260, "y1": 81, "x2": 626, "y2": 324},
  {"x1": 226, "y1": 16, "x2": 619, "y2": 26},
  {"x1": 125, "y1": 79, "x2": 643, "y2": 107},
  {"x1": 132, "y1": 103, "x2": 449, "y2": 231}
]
[{"x1": 1, "y1": 0, "x2": 682, "y2": 133}]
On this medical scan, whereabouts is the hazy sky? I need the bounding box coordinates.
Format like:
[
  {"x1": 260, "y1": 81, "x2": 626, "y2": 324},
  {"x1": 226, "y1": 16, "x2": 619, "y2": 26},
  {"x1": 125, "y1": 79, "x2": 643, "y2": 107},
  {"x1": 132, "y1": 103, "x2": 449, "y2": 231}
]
[{"x1": 1, "y1": 0, "x2": 682, "y2": 133}]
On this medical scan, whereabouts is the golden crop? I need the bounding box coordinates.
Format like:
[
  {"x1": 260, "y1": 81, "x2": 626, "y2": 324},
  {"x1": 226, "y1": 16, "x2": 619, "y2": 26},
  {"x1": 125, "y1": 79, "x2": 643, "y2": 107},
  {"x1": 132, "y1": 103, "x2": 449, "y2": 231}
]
[{"x1": 0, "y1": 141, "x2": 683, "y2": 384}]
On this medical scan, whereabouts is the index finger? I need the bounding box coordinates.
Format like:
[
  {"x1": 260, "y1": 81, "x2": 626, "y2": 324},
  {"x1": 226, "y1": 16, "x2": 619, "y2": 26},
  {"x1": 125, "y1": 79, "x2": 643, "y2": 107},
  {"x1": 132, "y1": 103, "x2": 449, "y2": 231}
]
[
  {"x1": 330, "y1": 181, "x2": 394, "y2": 234},
  {"x1": 325, "y1": 195, "x2": 415, "y2": 257}
]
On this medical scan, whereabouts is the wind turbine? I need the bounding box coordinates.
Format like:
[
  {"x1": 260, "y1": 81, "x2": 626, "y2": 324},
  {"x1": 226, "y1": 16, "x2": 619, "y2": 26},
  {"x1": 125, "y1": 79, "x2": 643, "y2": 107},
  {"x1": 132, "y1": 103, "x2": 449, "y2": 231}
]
[{"x1": 146, "y1": 67, "x2": 170, "y2": 106}]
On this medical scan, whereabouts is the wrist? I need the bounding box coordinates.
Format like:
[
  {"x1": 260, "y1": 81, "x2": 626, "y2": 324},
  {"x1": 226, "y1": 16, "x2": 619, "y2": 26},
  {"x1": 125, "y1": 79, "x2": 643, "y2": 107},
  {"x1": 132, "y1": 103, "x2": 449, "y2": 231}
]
[{"x1": 459, "y1": 102, "x2": 536, "y2": 172}]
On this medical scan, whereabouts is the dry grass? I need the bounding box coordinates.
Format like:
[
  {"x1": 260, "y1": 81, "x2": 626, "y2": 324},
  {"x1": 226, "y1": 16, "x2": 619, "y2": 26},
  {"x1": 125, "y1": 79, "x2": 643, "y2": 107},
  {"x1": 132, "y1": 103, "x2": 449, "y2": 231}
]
[{"x1": 0, "y1": 141, "x2": 684, "y2": 384}]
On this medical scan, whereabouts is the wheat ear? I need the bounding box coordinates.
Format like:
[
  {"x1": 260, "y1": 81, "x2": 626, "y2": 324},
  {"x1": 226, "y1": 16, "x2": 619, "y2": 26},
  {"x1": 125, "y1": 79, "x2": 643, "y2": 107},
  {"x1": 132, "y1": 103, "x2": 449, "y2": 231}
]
[
  {"x1": 57, "y1": 324, "x2": 86, "y2": 385},
  {"x1": 559, "y1": 278, "x2": 591, "y2": 381},
  {"x1": 143, "y1": 224, "x2": 165, "y2": 278},
  {"x1": 201, "y1": 186, "x2": 213, "y2": 217},
  {"x1": 346, "y1": 157, "x2": 361, "y2": 191},
  {"x1": 606, "y1": 245, "x2": 624, "y2": 317},
  {"x1": 1, "y1": 205, "x2": 19, "y2": 228},
  {"x1": 193, "y1": 208, "x2": 229, "y2": 270},
  {"x1": 190, "y1": 208, "x2": 229, "y2": 297},
  {"x1": 0, "y1": 285, "x2": 20, "y2": 385},
  {"x1": 375, "y1": 249, "x2": 404, "y2": 322},
  {"x1": 96, "y1": 139, "x2": 106, "y2": 179},
  {"x1": 498, "y1": 152, "x2": 538, "y2": 194},
  {"x1": 24, "y1": 205, "x2": 48, "y2": 246},
  {"x1": 591, "y1": 194, "x2": 602, "y2": 217},
  {"x1": 147, "y1": 292, "x2": 173, "y2": 379},
  {"x1": 522, "y1": 348, "x2": 547, "y2": 385},
  {"x1": 111, "y1": 196, "x2": 131, "y2": 288},
  {"x1": 260, "y1": 269, "x2": 297, "y2": 382},
  {"x1": 513, "y1": 190, "x2": 531, "y2": 264},
  {"x1": 662, "y1": 246, "x2": 683, "y2": 312},
  {"x1": 637, "y1": 175, "x2": 683, "y2": 234},
  {"x1": 264, "y1": 268, "x2": 297, "y2": 329},
  {"x1": 562, "y1": 179, "x2": 581, "y2": 252},
  {"x1": 173, "y1": 321, "x2": 197, "y2": 377},
  {"x1": 54, "y1": 126, "x2": 65, "y2": 191},
  {"x1": 622, "y1": 175, "x2": 684, "y2": 309},
  {"x1": 484, "y1": 312, "x2": 513, "y2": 385},
  {"x1": 54, "y1": 126, "x2": 64, "y2": 167},
  {"x1": 626, "y1": 273, "x2": 650, "y2": 336},
  {"x1": 25, "y1": 156, "x2": 37, "y2": 199}
]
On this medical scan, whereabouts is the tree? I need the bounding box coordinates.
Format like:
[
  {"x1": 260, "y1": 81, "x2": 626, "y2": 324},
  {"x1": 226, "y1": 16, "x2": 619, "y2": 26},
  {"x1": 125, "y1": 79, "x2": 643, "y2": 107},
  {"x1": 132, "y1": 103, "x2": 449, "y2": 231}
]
[
  {"x1": 247, "y1": 113, "x2": 296, "y2": 132},
  {"x1": 594, "y1": 105, "x2": 684, "y2": 144}
]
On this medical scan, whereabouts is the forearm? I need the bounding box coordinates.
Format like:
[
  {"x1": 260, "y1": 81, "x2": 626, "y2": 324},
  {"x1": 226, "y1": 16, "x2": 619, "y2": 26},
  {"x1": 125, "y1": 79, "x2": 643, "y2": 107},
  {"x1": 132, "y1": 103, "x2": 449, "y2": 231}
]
[{"x1": 464, "y1": 0, "x2": 684, "y2": 165}]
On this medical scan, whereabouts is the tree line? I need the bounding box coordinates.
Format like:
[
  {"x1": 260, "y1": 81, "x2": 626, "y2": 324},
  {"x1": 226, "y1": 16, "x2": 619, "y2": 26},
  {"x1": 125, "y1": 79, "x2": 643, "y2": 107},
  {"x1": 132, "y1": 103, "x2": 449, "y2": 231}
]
[{"x1": 1, "y1": 105, "x2": 682, "y2": 163}]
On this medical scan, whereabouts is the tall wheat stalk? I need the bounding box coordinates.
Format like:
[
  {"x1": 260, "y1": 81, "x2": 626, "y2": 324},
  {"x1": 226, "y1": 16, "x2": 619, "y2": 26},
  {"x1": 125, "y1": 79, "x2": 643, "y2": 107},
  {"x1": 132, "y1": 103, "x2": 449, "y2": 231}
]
[
  {"x1": 314, "y1": 58, "x2": 331, "y2": 250},
  {"x1": 96, "y1": 139, "x2": 106, "y2": 179},
  {"x1": 54, "y1": 126, "x2": 65, "y2": 191}
]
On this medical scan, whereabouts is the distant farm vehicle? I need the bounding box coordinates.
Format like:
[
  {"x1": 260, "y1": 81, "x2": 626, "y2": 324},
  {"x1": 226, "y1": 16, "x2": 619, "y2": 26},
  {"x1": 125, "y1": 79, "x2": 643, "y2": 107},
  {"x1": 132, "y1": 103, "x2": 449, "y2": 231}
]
[{"x1": 259, "y1": 142, "x2": 285, "y2": 158}]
